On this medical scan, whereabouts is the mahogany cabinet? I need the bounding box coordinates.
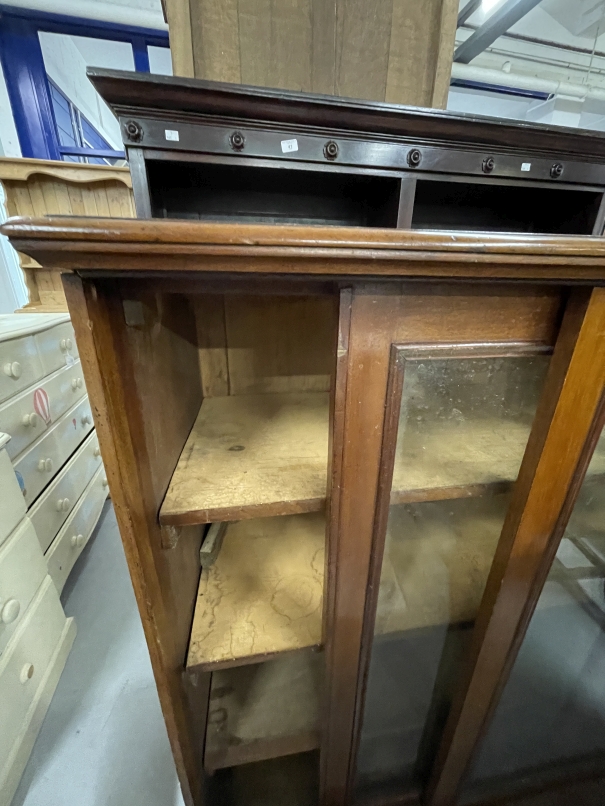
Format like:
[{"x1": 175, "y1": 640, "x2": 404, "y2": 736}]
[{"x1": 5, "y1": 76, "x2": 605, "y2": 806}]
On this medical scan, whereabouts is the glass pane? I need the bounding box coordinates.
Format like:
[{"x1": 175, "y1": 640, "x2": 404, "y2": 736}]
[
  {"x1": 355, "y1": 354, "x2": 551, "y2": 800},
  {"x1": 462, "y1": 425, "x2": 605, "y2": 804},
  {"x1": 148, "y1": 45, "x2": 173, "y2": 75},
  {"x1": 39, "y1": 32, "x2": 129, "y2": 153},
  {"x1": 49, "y1": 83, "x2": 79, "y2": 148}
]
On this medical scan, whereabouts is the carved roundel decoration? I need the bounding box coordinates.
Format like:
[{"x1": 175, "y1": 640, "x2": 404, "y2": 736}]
[
  {"x1": 230, "y1": 131, "x2": 246, "y2": 151},
  {"x1": 324, "y1": 140, "x2": 339, "y2": 160},
  {"x1": 124, "y1": 120, "x2": 143, "y2": 143}
]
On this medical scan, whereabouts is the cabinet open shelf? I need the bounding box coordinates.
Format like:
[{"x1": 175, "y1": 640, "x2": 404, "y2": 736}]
[
  {"x1": 204, "y1": 650, "x2": 321, "y2": 771},
  {"x1": 186, "y1": 513, "x2": 325, "y2": 672},
  {"x1": 162, "y1": 393, "x2": 605, "y2": 527},
  {"x1": 160, "y1": 393, "x2": 329, "y2": 526}
]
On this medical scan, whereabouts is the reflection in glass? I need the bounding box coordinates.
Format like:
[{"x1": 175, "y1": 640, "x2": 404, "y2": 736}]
[
  {"x1": 462, "y1": 426, "x2": 605, "y2": 804},
  {"x1": 355, "y1": 355, "x2": 551, "y2": 800}
]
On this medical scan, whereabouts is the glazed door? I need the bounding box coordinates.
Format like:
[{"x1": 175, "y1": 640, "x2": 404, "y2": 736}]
[
  {"x1": 322, "y1": 285, "x2": 605, "y2": 806},
  {"x1": 460, "y1": 415, "x2": 605, "y2": 803}
]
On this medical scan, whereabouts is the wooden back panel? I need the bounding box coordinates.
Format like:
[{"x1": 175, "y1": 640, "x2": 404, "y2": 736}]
[{"x1": 195, "y1": 294, "x2": 337, "y2": 397}]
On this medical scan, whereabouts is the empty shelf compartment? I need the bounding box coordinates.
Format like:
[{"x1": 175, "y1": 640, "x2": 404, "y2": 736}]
[
  {"x1": 160, "y1": 392, "x2": 329, "y2": 526},
  {"x1": 205, "y1": 650, "x2": 322, "y2": 771},
  {"x1": 187, "y1": 513, "x2": 325, "y2": 671}
]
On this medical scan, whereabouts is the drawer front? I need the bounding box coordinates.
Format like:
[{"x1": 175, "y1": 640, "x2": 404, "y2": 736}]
[
  {"x1": 35, "y1": 321, "x2": 79, "y2": 377},
  {"x1": 14, "y1": 396, "x2": 94, "y2": 507},
  {"x1": 0, "y1": 336, "x2": 45, "y2": 405},
  {"x1": 0, "y1": 446, "x2": 26, "y2": 548},
  {"x1": 30, "y1": 431, "x2": 102, "y2": 553},
  {"x1": 47, "y1": 466, "x2": 108, "y2": 593},
  {"x1": 0, "y1": 576, "x2": 66, "y2": 763},
  {"x1": 0, "y1": 518, "x2": 47, "y2": 657},
  {"x1": 0, "y1": 360, "x2": 86, "y2": 462}
]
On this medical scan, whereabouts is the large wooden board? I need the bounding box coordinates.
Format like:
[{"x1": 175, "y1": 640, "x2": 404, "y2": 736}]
[
  {"x1": 187, "y1": 513, "x2": 325, "y2": 671},
  {"x1": 160, "y1": 393, "x2": 329, "y2": 525},
  {"x1": 205, "y1": 650, "x2": 321, "y2": 770}
]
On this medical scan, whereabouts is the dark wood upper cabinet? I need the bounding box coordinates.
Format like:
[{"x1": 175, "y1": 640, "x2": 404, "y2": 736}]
[
  {"x1": 88, "y1": 68, "x2": 605, "y2": 234},
  {"x1": 5, "y1": 74, "x2": 605, "y2": 806}
]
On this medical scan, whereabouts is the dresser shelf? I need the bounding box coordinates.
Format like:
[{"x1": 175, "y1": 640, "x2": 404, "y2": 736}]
[{"x1": 186, "y1": 513, "x2": 325, "y2": 672}]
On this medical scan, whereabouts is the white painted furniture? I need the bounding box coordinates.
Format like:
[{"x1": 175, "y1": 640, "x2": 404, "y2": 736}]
[
  {"x1": 0, "y1": 432, "x2": 75, "y2": 806},
  {"x1": 0, "y1": 313, "x2": 108, "y2": 806}
]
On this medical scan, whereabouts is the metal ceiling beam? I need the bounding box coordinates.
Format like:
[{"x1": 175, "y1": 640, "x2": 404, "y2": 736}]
[
  {"x1": 458, "y1": 0, "x2": 482, "y2": 28},
  {"x1": 454, "y1": 0, "x2": 544, "y2": 63}
]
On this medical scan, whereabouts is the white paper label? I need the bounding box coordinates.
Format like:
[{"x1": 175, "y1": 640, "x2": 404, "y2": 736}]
[
  {"x1": 165, "y1": 130, "x2": 180, "y2": 142},
  {"x1": 521, "y1": 162, "x2": 531, "y2": 172},
  {"x1": 281, "y1": 138, "x2": 298, "y2": 153}
]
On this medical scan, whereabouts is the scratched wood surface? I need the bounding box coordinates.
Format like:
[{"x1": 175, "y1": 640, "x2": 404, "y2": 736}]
[
  {"x1": 205, "y1": 650, "x2": 321, "y2": 770},
  {"x1": 160, "y1": 392, "x2": 329, "y2": 525},
  {"x1": 187, "y1": 513, "x2": 325, "y2": 671}
]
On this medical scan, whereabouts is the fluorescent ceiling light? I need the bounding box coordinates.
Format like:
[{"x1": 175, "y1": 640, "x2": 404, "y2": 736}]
[{"x1": 482, "y1": 0, "x2": 501, "y2": 11}]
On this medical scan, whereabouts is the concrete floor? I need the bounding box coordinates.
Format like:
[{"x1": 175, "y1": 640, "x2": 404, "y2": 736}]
[{"x1": 12, "y1": 502, "x2": 185, "y2": 806}]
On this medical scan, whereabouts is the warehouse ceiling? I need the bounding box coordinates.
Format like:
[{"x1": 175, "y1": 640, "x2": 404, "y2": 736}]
[{"x1": 452, "y1": 0, "x2": 605, "y2": 127}]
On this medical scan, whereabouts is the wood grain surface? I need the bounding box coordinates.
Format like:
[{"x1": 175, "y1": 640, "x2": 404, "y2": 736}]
[
  {"x1": 187, "y1": 513, "x2": 325, "y2": 671},
  {"x1": 7, "y1": 218, "x2": 605, "y2": 282},
  {"x1": 62, "y1": 277, "x2": 206, "y2": 806},
  {"x1": 205, "y1": 650, "x2": 321, "y2": 770},
  {"x1": 85, "y1": 67, "x2": 605, "y2": 161},
  {"x1": 169, "y1": 0, "x2": 455, "y2": 105},
  {"x1": 160, "y1": 392, "x2": 329, "y2": 525},
  {"x1": 161, "y1": 384, "x2": 605, "y2": 526}
]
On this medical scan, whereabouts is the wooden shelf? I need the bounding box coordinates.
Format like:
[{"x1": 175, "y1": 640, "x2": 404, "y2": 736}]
[
  {"x1": 160, "y1": 393, "x2": 329, "y2": 526},
  {"x1": 186, "y1": 513, "x2": 325, "y2": 672},
  {"x1": 204, "y1": 650, "x2": 321, "y2": 771},
  {"x1": 391, "y1": 418, "x2": 531, "y2": 505},
  {"x1": 375, "y1": 494, "x2": 510, "y2": 636},
  {"x1": 162, "y1": 393, "x2": 605, "y2": 527}
]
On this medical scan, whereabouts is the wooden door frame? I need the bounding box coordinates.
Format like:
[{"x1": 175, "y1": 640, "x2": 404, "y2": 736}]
[
  {"x1": 348, "y1": 340, "x2": 555, "y2": 801},
  {"x1": 321, "y1": 281, "x2": 563, "y2": 806},
  {"x1": 426, "y1": 287, "x2": 605, "y2": 805}
]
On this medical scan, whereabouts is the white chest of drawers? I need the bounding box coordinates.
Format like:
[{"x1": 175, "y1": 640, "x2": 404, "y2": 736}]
[{"x1": 0, "y1": 313, "x2": 107, "y2": 806}]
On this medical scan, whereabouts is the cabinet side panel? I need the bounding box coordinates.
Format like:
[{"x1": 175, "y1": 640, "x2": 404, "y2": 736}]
[{"x1": 62, "y1": 274, "x2": 205, "y2": 806}]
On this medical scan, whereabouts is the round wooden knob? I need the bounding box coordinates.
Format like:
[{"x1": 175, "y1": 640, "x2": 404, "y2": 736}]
[
  {"x1": 60, "y1": 338, "x2": 73, "y2": 352},
  {"x1": 81, "y1": 414, "x2": 92, "y2": 426},
  {"x1": 324, "y1": 140, "x2": 339, "y2": 160},
  {"x1": 551, "y1": 162, "x2": 564, "y2": 179},
  {"x1": 4, "y1": 361, "x2": 22, "y2": 379},
  {"x1": 229, "y1": 131, "x2": 245, "y2": 151},
  {"x1": 407, "y1": 149, "x2": 422, "y2": 168},
  {"x1": 20, "y1": 663, "x2": 34, "y2": 684},
  {"x1": 37, "y1": 458, "x2": 53, "y2": 472},
  {"x1": 482, "y1": 157, "x2": 495, "y2": 174},
  {"x1": 22, "y1": 412, "x2": 38, "y2": 427},
  {"x1": 71, "y1": 534, "x2": 85, "y2": 549},
  {"x1": 56, "y1": 498, "x2": 70, "y2": 512},
  {"x1": 1, "y1": 599, "x2": 20, "y2": 624}
]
